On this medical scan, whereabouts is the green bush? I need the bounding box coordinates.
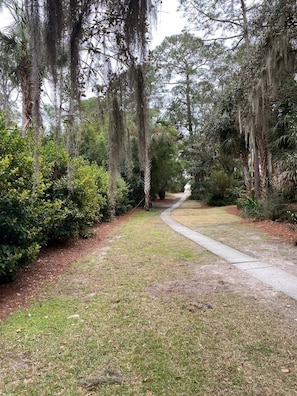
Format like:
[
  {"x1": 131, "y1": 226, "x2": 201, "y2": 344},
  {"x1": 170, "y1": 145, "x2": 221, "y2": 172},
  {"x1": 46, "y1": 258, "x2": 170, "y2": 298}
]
[
  {"x1": 0, "y1": 118, "x2": 132, "y2": 280},
  {"x1": 41, "y1": 158, "x2": 107, "y2": 242},
  {"x1": 261, "y1": 194, "x2": 288, "y2": 221},
  {"x1": 237, "y1": 194, "x2": 289, "y2": 221},
  {"x1": 191, "y1": 170, "x2": 238, "y2": 206},
  {"x1": 237, "y1": 196, "x2": 263, "y2": 218},
  {"x1": 0, "y1": 125, "x2": 41, "y2": 280},
  {"x1": 114, "y1": 176, "x2": 132, "y2": 215},
  {"x1": 0, "y1": 194, "x2": 42, "y2": 280},
  {"x1": 189, "y1": 182, "x2": 206, "y2": 201}
]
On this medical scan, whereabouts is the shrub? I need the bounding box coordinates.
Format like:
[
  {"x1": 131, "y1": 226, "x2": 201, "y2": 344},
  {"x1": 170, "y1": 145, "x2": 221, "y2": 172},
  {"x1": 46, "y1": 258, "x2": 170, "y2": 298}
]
[
  {"x1": 0, "y1": 125, "x2": 42, "y2": 280},
  {"x1": 0, "y1": 120, "x2": 131, "y2": 280},
  {"x1": 237, "y1": 194, "x2": 289, "y2": 221},
  {"x1": 114, "y1": 176, "x2": 131, "y2": 215},
  {"x1": 286, "y1": 209, "x2": 297, "y2": 225},
  {"x1": 261, "y1": 194, "x2": 288, "y2": 221},
  {"x1": 237, "y1": 196, "x2": 263, "y2": 218},
  {"x1": 191, "y1": 170, "x2": 238, "y2": 206},
  {"x1": 0, "y1": 194, "x2": 41, "y2": 280},
  {"x1": 189, "y1": 181, "x2": 206, "y2": 201},
  {"x1": 42, "y1": 159, "x2": 107, "y2": 242}
]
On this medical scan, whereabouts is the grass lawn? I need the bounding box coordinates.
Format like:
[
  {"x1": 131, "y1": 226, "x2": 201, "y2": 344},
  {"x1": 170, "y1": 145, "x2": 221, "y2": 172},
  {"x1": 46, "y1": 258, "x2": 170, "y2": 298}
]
[{"x1": 0, "y1": 207, "x2": 296, "y2": 395}]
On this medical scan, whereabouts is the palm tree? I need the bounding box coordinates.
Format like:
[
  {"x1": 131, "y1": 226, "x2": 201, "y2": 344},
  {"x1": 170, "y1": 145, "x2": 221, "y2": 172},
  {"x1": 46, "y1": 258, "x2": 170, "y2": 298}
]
[{"x1": 0, "y1": 1, "x2": 33, "y2": 136}]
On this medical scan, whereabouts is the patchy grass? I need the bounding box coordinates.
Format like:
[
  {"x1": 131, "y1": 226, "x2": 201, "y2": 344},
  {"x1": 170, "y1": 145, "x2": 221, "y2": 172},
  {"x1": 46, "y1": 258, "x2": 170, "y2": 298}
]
[
  {"x1": 0, "y1": 208, "x2": 297, "y2": 395},
  {"x1": 171, "y1": 201, "x2": 297, "y2": 268},
  {"x1": 171, "y1": 202, "x2": 241, "y2": 227}
]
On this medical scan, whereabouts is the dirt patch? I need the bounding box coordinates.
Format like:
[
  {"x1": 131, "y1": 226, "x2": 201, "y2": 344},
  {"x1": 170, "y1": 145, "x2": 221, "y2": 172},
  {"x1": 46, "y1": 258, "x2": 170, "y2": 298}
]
[
  {"x1": 148, "y1": 260, "x2": 279, "y2": 302},
  {"x1": 148, "y1": 260, "x2": 297, "y2": 322}
]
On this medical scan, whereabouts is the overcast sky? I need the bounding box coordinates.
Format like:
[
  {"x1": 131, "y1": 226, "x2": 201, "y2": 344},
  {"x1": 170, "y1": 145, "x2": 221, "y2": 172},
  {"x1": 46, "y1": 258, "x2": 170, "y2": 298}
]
[
  {"x1": 151, "y1": 0, "x2": 186, "y2": 48},
  {"x1": 0, "y1": 1, "x2": 186, "y2": 48}
]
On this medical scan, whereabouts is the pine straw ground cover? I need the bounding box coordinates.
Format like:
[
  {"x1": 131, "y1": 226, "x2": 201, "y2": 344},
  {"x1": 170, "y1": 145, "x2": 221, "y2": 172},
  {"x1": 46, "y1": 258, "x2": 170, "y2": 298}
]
[{"x1": 1, "y1": 205, "x2": 297, "y2": 395}]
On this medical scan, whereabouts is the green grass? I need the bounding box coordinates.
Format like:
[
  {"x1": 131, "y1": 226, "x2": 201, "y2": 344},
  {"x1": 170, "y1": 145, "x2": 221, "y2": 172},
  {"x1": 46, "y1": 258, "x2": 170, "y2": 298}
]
[
  {"x1": 171, "y1": 202, "x2": 241, "y2": 227},
  {"x1": 171, "y1": 202, "x2": 297, "y2": 265},
  {"x1": 0, "y1": 207, "x2": 297, "y2": 395}
]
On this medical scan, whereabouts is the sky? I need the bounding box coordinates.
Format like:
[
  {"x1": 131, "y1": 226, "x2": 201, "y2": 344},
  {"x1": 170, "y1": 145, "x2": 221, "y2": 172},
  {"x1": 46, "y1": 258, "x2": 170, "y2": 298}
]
[
  {"x1": 151, "y1": 0, "x2": 186, "y2": 48},
  {"x1": 0, "y1": 1, "x2": 185, "y2": 47}
]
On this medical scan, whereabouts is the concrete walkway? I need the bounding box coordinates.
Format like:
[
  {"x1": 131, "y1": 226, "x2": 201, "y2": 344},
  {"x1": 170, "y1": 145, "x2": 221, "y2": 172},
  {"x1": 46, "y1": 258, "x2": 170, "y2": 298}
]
[{"x1": 160, "y1": 193, "x2": 297, "y2": 301}]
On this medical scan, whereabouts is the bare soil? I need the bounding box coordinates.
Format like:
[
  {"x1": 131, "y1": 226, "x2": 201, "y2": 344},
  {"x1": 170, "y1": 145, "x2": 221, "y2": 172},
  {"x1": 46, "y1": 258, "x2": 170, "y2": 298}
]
[{"x1": 1, "y1": 196, "x2": 296, "y2": 322}]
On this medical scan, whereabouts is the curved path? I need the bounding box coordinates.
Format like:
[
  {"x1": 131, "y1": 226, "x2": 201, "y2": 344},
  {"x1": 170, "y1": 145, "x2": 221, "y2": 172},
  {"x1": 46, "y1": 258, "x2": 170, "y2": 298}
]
[{"x1": 161, "y1": 193, "x2": 297, "y2": 301}]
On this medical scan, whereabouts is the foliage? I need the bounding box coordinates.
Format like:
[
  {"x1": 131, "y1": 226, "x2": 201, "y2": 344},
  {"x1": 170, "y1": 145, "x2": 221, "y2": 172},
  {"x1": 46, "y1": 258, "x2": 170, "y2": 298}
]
[
  {"x1": 79, "y1": 97, "x2": 109, "y2": 167},
  {"x1": 150, "y1": 120, "x2": 184, "y2": 199},
  {"x1": 178, "y1": 0, "x2": 257, "y2": 46},
  {"x1": 113, "y1": 175, "x2": 132, "y2": 215},
  {"x1": 285, "y1": 209, "x2": 297, "y2": 225},
  {"x1": 152, "y1": 32, "x2": 222, "y2": 136},
  {"x1": 0, "y1": 119, "x2": 130, "y2": 281},
  {"x1": 237, "y1": 194, "x2": 289, "y2": 222},
  {"x1": 172, "y1": 0, "x2": 297, "y2": 217},
  {"x1": 191, "y1": 169, "x2": 239, "y2": 206},
  {"x1": 0, "y1": 123, "x2": 39, "y2": 280}
]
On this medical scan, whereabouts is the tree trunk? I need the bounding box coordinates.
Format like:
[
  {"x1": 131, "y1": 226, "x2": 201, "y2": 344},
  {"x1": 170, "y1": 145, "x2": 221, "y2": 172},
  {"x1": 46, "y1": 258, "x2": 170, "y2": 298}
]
[
  {"x1": 257, "y1": 133, "x2": 270, "y2": 202},
  {"x1": 17, "y1": 57, "x2": 33, "y2": 137},
  {"x1": 253, "y1": 146, "x2": 261, "y2": 199},
  {"x1": 240, "y1": 0, "x2": 250, "y2": 54},
  {"x1": 185, "y1": 72, "x2": 193, "y2": 135},
  {"x1": 134, "y1": 64, "x2": 152, "y2": 211},
  {"x1": 144, "y1": 152, "x2": 151, "y2": 210},
  {"x1": 241, "y1": 150, "x2": 252, "y2": 197}
]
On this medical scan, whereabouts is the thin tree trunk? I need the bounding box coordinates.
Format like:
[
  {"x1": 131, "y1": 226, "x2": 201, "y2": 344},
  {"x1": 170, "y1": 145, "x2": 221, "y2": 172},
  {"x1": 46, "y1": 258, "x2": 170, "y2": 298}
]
[
  {"x1": 29, "y1": 0, "x2": 43, "y2": 192},
  {"x1": 257, "y1": 133, "x2": 270, "y2": 202},
  {"x1": 186, "y1": 72, "x2": 193, "y2": 135},
  {"x1": 17, "y1": 57, "x2": 33, "y2": 137},
  {"x1": 253, "y1": 146, "x2": 260, "y2": 199},
  {"x1": 241, "y1": 150, "x2": 252, "y2": 196},
  {"x1": 134, "y1": 64, "x2": 152, "y2": 210},
  {"x1": 143, "y1": 150, "x2": 151, "y2": 210},
  {"x1": 240, "y1": 0, "x2": 250, "y2": 55}
]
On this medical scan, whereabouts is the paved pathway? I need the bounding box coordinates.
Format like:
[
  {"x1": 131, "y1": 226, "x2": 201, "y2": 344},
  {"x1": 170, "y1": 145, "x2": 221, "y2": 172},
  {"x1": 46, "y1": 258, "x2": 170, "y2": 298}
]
[{"x1": 160, "y1": 193, "x2": 297, "y2": 301}]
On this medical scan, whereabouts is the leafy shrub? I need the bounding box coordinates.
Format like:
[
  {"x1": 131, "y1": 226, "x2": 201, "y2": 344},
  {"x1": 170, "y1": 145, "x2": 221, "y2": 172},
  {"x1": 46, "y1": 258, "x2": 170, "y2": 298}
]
[
  {"x1": 0, "y1": 125, "x2": 41, "y2": 280},
  {"x1": 206, "y1": 170, "x2": 238, "y2": 206},
  {"x1": 191, "y1": 170, "x2": 238, "y2": 206},
  {"x1": 237, "y1": 196, "x2": 263, "y2": 218},
  {"x1": 41, "y1": 159, "x2": 107, "y2": 242},
  {"x1": 189, "y1": 181, "x2": 206, "y2": 201},
  {"x1": 237, "y1": 194, "x2": 289, "y2": 221},
  {"x1": 113, "y1": 176, "x2": 131, "y2": 215},
  {"x1": 261, "y1": 194, "x2": 288, "y2": 221},
  {"x1": 0, "y1": 194, "x2": 41, "y2": 281},
  {"x1": 0, "y1": 118, "x2": 131, "y2": 280}
]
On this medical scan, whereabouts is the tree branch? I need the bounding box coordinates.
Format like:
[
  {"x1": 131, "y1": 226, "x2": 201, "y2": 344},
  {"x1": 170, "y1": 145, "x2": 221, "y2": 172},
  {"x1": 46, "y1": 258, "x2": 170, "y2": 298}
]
[
  {"x1": 188, "y1": 1, "x2": 243, "y2": 28},
  {"x1": 201, "y1": 34, "x2": 242, "y2": 42}
]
